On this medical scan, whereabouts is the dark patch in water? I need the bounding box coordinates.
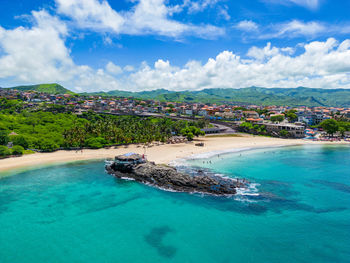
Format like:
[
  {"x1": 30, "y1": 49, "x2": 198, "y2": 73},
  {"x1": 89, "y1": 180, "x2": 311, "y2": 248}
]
[
  {"x1": 263, "y1": 180, "x2": 290, "y2": 186},
  {"x1": 81, "y1": 195, "x2": 140, "y2": 215},
  {"x1": 312, "y1": 180, "x2": 350, "y2": 194},
  {"x1": 313, "y1": 207, "x2": 347, "y2": 213},
  {"x1": 144, "y1": 226, "x2": 176, "y2": 258}
]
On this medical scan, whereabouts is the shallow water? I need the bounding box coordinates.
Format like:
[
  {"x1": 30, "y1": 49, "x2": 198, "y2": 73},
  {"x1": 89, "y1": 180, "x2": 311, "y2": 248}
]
[{"x1": 0, "y1": 145, "x2": 350, "y2": 263}]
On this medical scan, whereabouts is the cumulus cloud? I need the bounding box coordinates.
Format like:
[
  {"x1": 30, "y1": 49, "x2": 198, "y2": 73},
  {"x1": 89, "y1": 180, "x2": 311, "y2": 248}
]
[
  {"x1": 55, "y1": 0, "x2": 225, "y2": 39},
  {"x1": 127, "y1": 38, "x2": 350, "y2": 91},
  {"x1": 1, "y1": 11, "x2": 350, "y2": 92},
  {"x1": 106, "y1": 62, "x2": 123, "y2": 75},
  {"x1": 235, "y1": 20, "x2": 259, "y2": 32},
  {"x1": 0, "y1": 10, "x2": 73, "y2": 82},
  {"x1": 0, "y1": 10, "x2": 122, "y2": 91},
  {"x1": 56, "y1": 0, "x2": 124, "y2": 32}
]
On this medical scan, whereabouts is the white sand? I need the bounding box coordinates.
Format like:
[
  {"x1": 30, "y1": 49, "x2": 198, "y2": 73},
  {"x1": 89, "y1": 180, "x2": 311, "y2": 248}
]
[{"x1": 0, "y1": 134, "x2": 347, "y2": 173}]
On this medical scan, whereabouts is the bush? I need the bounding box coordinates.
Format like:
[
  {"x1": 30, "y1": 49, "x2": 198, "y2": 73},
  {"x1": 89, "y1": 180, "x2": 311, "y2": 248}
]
[
  {"x1": 180, "y1": 126, "x2": 204, "y2": 141},
  {"x1": 279, "y1": 130, "x2": 290, "y2": 138},
  {"x1": 39, "y1": 139, "x2": 59, "y2": 152},
  {"x1": 10, "y1": 135, "x2": 29, "y2": 149},
  {"x1": 85, "y1": 137, "x2": 106, "y2": 148},
  {"x1": 0, "y1": 145, "x2": 11, "y2": 157},
  {"x1": 11, "y1": 145, "x2": 24, "y2": 155},
  {"x1": 0, "y1": 130, "x2": 9, "y2": 145}
]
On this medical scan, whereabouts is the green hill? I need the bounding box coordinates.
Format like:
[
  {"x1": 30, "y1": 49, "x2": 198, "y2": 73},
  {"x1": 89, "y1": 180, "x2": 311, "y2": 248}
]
[
  {"x1": 7, "y1": 83, "x2": 74, "y2": 94},
  {"x1": 83, "y1": 87, "x2": 350, "y2": 107},
  {"x1": 4, "y1": 83, "x2": 350, "y2": 106}
]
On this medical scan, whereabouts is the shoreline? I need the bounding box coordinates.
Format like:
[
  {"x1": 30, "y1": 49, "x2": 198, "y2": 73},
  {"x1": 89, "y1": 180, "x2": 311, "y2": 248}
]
[{"x1": 0, "y1": 134, "x2": 348, "y2": 174}]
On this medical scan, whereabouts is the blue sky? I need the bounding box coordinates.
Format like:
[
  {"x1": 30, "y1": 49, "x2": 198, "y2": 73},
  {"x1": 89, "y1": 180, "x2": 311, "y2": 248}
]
[{"x1": 1, "y1": 0, "x2": 350, "y2": 92}]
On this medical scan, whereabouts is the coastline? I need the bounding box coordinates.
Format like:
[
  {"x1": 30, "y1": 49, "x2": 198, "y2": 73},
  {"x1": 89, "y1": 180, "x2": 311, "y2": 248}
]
[{"x1": 0, "y1": 134, "x2": 348, "y2": 174}]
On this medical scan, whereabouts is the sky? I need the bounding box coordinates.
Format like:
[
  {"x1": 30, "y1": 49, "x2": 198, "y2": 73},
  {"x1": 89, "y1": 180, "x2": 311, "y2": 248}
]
[{"x1": 1, "y1": 0, "x2": 350, "y2": 92}]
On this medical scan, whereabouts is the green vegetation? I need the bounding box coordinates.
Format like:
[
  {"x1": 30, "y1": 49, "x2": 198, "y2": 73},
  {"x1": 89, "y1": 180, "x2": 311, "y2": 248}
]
[
  {"x1": 6, "y1": 83, "x2": 74, "y2": 94},
  {"x1": 238, "y1": 122, "x2": 268, "y2": 136},
  {"x1": 0, "y1": 111, "x2": 206, "y2": 154},
  {"x1": 285, "y1": 110, "x2": 298, "y2": 122},
  {"x1": 279, "y1": 130, "x2": 290, "y2": 138},
  {"x1": 0, "y1": 145, "x2": 11, "y2": 157},
  {"x1": 11, "y1": 145, "x2": 24, "y2": 155},
  {"x1": 270, "y1": 115, "x2": 285, "y2": 123},
  {"x1": 83, "y1": 86, "x2": 350, "y2": 107},
  {"x1": 5, "y1": 83, "x2": 350, "y2": 106},
  {"x1": 319, "y1": 119, "x2": 350, "y2": 137},
  {"x1": 0, "y1": 130, "x2": 9, "y2": 145},
  {"x1": 320, "y1": 119, "x2": 339, "y2": 136},
  {"x1": 0, "y1": 98, "x2": 24, "y2": 113},
  {"x1": 180, "y1": 126, "x2": 205, "y2": 141}
]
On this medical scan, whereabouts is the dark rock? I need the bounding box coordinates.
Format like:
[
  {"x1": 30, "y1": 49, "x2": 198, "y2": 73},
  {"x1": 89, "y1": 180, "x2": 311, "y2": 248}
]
[{"x1": 106, "y1": 156, "x2": 246, "y2": 195}]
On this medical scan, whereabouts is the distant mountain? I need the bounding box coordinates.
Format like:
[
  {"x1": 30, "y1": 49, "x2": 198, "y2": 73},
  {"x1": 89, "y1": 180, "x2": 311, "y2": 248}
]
[
  {"x1": 83, "y1": 86, "x2": 350, "y2": 107},
  {"x1": 6, "y1": 83, "x2": 74, "y2": 94}
]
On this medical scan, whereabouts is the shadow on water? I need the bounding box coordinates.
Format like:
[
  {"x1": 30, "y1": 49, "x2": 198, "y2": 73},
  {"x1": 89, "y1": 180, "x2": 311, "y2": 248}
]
[
  {"x1": 312, "y1": 180, "x2": 350, "y2": 194},
  {"x1": 144, "y1": 226, "x2": 177, "y2": 258},
  {"x1": 81, "y1": 194, "x2": 141, "y2": 215},
  {"x1": 151, "y1": 175, "x2": 347, "y2": 216}
]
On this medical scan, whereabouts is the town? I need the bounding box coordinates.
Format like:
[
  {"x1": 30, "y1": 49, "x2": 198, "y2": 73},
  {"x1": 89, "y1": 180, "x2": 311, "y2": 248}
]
[{"x1": 1, "y1": 87, "x2": 350, "y2": 140}]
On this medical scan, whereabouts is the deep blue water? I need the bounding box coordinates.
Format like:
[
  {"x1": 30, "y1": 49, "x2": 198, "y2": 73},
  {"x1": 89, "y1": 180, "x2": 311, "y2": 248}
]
[{"x1": 0, "y1": 145, "x2": 350, "y2": 263}]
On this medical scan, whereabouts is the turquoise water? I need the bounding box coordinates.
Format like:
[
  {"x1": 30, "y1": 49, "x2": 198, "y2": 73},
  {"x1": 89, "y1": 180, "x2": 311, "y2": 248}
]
[{"x1": 0, "y1": 145, "x2": 350, "y2": 263}]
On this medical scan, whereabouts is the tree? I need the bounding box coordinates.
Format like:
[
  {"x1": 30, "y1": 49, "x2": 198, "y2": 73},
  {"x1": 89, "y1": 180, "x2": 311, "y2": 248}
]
[
  {"x1": 279, "y1": 130, "x2": 290, "y2": 138},
  {"x1": 320, "y1": 119, "x2": 339, "y2": 136},
  {"x1": 0, "y1": 131, "x2": 9, "y2": 145},
  {"x1": 239, "y1": 122, "x2": 253, "y2": 132},
  {"x1": 85, "y1": 137, "x2": 106, "y2": 148},
  {"x1": 11, "y1": 145, "x2": 24, "y2": 155},
  {"x1": 11, "y1": 135, "x2": 29, "y2": 149},
  {"x1": 180, "y1": 126, "x2": 204, "y2": 141},
  {"x1": 185, "y1": 132, "x2": 194, "y2": 141},
  {"x1": 285, "y1": 110, "x2": 298, "y2": 122},
  {"x1": 39, "y1": 139, "x2": 59, "y2": 152},
  {"x1": 270, "y1": 115, "x2": 285, "y2": 123},
  {"x1": 339, "y1": 127, "x2": 346, "y2": 138},
  {"x1": 0, "y1": 145, "x2": 11, "y2": 157}
]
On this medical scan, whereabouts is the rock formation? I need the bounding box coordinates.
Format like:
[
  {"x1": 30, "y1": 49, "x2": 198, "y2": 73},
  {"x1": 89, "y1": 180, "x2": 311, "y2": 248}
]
[{"x1": 105, "y1": 154, "x2": 246, "y2": 195}]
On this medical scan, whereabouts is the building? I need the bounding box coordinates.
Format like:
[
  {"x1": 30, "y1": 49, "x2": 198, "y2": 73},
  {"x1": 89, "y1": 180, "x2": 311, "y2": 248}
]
[{"x1": 263, "y1": 123, "x2": 305, "y2": 138}]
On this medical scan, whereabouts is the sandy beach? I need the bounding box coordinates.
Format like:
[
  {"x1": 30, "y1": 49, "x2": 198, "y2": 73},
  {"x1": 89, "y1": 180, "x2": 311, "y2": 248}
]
[{"x1": 0, "y1": 134, "x2": 348, "y2": 173}]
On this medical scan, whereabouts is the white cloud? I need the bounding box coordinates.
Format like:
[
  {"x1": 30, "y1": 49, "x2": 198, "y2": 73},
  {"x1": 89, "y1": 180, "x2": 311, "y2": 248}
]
[
  {"x1": 55, "y1": 0, "x2": 225, "y2": 39},
  {"x1": 274, "y1": 20, "x2": 325, "y2": 38},
  {"x1": 2, "y1": 11, "x2": 350, "y2": 92},
  {"x1": 0, "y1": 10, "x2": 73, "y2": 82},
  {"x1": 288, "y1": 0, "x2": 320, "y2": 10},
  {"x1": 185, "y1": 0, "x2": 221, "y2": 13},
  {"x1": 56, "y1": 0, "x2": 124, "y2": 32},
  {"x1": 218, "y1": 6, "x2": 230, "y2": 21},
  {"x1": 106, "y1": 62, "x2": 123, "y2": 75},
  {"x1": 127, "y1": 38, "x2": 350, "y2": 91},
  {"x1": 0, "y1": 10, "x2": 122, "y2": 91},
  {"x1": 263, "y1": 0, "x2": 320, "y2": 10},
  {"x1": 247, "y1": 42, "x2": 284, "y2": 60},
  {"x1": 235, "y1": 20, "x2": 350, "y2": 40},
  {"x1": 124, "y1": 65, "x2": 135, "y2": 72},
  {"x1": 235, "y1": 20, "x2": 259, "y2": 32}
]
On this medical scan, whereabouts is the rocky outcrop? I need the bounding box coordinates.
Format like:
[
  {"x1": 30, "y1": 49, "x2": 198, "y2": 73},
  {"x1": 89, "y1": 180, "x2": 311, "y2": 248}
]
[{"x1": 106, "y1": 158, "x2": 246, "y2": 195}]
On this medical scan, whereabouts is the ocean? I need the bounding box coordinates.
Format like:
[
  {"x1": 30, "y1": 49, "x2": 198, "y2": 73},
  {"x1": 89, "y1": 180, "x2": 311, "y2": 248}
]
[{"x1": 0, "y1": 145, "x2": 349, "y2": 263}]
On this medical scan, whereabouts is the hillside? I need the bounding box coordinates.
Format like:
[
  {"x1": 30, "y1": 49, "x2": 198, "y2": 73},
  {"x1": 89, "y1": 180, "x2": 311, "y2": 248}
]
[
  {"x1": 6, "y1": 83, "x2": 74, "y2": 94},
  {"x1": 83, "y1": 87, "x2": 350, "y2": 107}
]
